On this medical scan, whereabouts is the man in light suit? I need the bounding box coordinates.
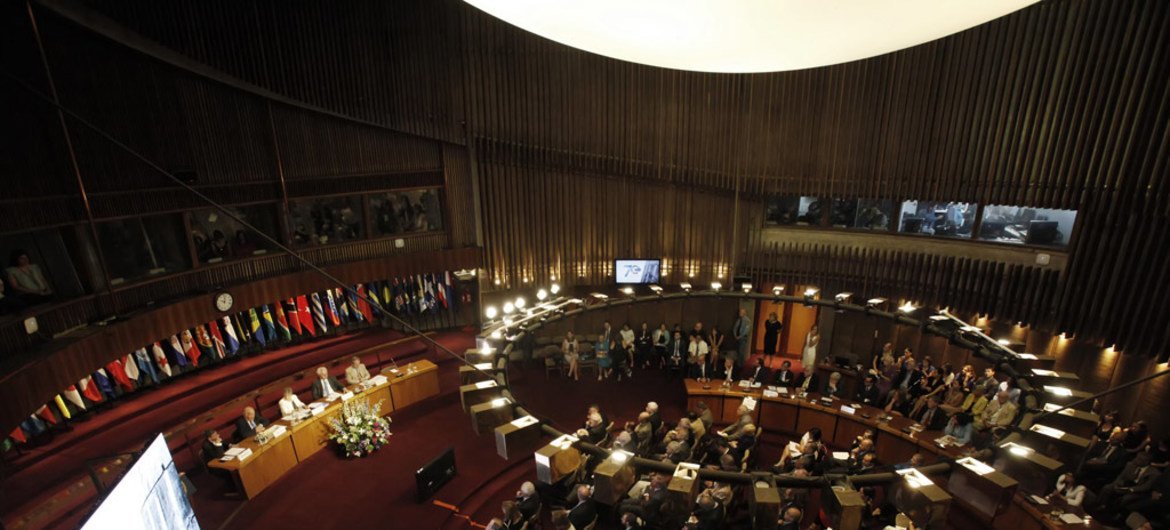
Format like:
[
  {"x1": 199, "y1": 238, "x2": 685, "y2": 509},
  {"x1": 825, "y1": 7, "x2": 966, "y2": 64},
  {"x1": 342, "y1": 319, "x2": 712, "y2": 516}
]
[
  {"x1": 311, "y1": 366, "x2": 345, "y2": 400},
  {"x1": 345, "y1": 356, "x2": 371, "y2": 385},
  {"x1": 233, "y1": 406, "x2": 269, "y2": 442}
]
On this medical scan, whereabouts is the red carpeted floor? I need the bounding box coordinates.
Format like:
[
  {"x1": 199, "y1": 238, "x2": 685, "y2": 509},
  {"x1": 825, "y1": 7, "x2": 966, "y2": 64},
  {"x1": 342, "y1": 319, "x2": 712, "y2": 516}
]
[{"x1": 1, "y1": 328, "x2": 477, "y2": 529}]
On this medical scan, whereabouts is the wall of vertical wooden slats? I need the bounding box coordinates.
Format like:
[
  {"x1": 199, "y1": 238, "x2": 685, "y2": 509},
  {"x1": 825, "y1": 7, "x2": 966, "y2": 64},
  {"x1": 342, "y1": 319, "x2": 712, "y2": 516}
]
[{"x1": 13, "y1": 0, "x2": 1170, "y2": 357}]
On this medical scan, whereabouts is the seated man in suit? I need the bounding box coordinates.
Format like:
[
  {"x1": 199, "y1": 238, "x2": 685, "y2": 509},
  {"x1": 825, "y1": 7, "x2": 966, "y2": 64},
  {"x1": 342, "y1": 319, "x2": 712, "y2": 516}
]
[
  {"x1": 686, "y1": 491, "x2": 724, "y2": 530},
  {"x1": 778, "y1": 506, "x2": 803, "y2": 530},
  {"x1": 565, "y1": 485, "x2": 596, "y2": 530},
  {"x1": 576, "y1": 413, "x2": 606, "y2": 445},
  {"x1": 718, "y1": 405, "x2": 752, "y2": 439},
  {"x1": 797, "y1": 369, "x2": 820, "y2": 395},
  {"x1": 233, "y1": 406, "x2": 269, "y2": 441},
  {"x1": 1080, "y1": 429, "x2": 1135, "y2": 489},
  {"x1": 1094, "y1": 456, "x2": 1162, "y2": 514},
  {"x1": 912, "y1": 396, "x2": 948, "y2": 431},
  {"x1": 619, "y1": 471, "x2": 669, "y2": 525},
  {"x1": 773, "y1": 360, "x2": 797, "y2": 387},
  {"x1": 745, "y1": 357, "x2": 771, "y2": 385},
  {"x1": 822, "y1": 371, "x2": 844, "y2": 398},
  {"x1": 311, "y1": 366, "x2": 346, "y2": 400},
  {"x1": 202, "y1": 429, "x2": 228, "y2": 461},
  {"x1": 345, "y1": 356, "x2": 371, "y2": 385},
  {"x1": 513, "y1": 481, "x2": 539, "y2": 521},
  {"x1": 856, "y1": 374, "x2": 881, "y2": 406}
]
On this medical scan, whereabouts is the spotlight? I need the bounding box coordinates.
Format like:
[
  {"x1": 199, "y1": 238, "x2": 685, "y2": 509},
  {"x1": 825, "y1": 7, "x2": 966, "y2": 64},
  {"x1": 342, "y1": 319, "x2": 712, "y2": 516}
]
[
  {"x1": 898, "y1": 301, "x2": 917, "y2": 313},
  {"x1": 711, "y1": 282, "x2": 722, "y2": 291},
  {"x1": 608, "y1": 450, "x2": 633, "y2": 463},
  {"x1": 996, "y1": 338, "x2": 1010, "y2": 345},
  {"x1": 503, "y1": 316, "x2": 514, "y2": 326},
  {"x1": 536, "y1": 289, "x2": 548, "y2": 301},
  {"x1": 490, "y1": 329, "x2": 502, "y2": 339},
  {"x1": 741, "y1": 283, "x2": 753, "y2": 293},
  {"x1": 804, "y1": 287, "x2": 819, "y2": 297},
  {"x1": 515, "y1": 297, "x2": 527, "y2": 309},
  {"x1": 591, "y1": 292, "x2": 609, "y2": 300},
  {"x1": 866, "y1": 297, "x2": 886, "y2": 307},
  {"x1": 485, "y1": 306, "x2": 499, "y2": 319},
  {"x1": 648, "y1": 284, "x2": 663, "y2": 294},
  {"x1": 621, "y1": 286, "x2": 635, "y2": 296},
  {"x1": 550, "y1": 283, "x2": 561, "y2": 295},
  {"x1": 834, "y1": 292, "x2": 852, "y2": 304},
  {"x1": 493, "y1": 278, "x2": 501, "y2": 286},
  {"x1": 680, "y1": 282, "x2": 693, "y2": 292},
  {"x1": 772, "y1": 285, "x2": 784, "y2": 296},
  {"x1": 503, "y1": 302, "x2": 515, "y2": 314},
  {"x1": 550, "y1": 275, "x2": 557, "y2": 281}
]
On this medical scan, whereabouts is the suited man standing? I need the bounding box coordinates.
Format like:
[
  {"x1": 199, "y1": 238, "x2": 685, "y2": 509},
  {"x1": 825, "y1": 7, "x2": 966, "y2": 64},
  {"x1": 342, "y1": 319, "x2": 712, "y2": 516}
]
[
  {"x1": 745, "y1": 357, "x2": 771, "y2": 385},
  {"x1": 233, "y1": 406, "x2": 269, "y2": 442},
  {"x1": 732, "y1": 308, "x2": 751, "y2": 370},
  {"x1": 856, "y1": 374, "x2": 881, "y2": 406},
  {"x1": 311, "y1": 366, "x2": 345, "y2": 400},
  {"x1": 773, "y1": 361, "x2": 797, "y2": 387},
  {"x1": 566, "y1": 485, "x2": 596, "y2": 530}
]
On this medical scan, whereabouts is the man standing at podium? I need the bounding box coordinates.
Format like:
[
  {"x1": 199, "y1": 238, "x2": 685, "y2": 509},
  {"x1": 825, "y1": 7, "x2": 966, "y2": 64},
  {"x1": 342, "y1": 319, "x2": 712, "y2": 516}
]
[
  {"x1": 345, "y1": 356, "x2": 371, "y2": 385},
  {"x1": 312, "y1": 366, "x2": 345, "y2": 400},
  {"x1": 233, "y1": 406, "x2": 269, "y2": 442}
]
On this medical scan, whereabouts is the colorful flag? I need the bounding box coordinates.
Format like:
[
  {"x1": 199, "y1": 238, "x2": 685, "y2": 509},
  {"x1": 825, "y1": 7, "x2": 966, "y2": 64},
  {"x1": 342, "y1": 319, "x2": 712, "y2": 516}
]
[
  {"x1": 232, "y1": 314, "x2": 248, "y2": 350},
  {"x1": 93, "y1": 369, "x2": 117, "y2": 400},
  {"x1": 79, "y1": 376, "x2": 103, "y2": 403},
  {"x1": 180, "y1": 330, "x2": 201, "y2": 367},
  {"x1": 424, "y1": 274, "x2": 438, "y2": 311},
  {"x1": 249, "y1": 308, "x2": 267, "y2": 347},
  {"x1": 382, "y1": 282, "x2": 394, "y2": 313},
  {"x1": 219, "y1": 317, "x2": 239, "y2": 355},
  {"x1": 165, "y1": 335, "x2": 188, "y2": 369},
  {"x1": 9, "y1": 426, "x2": 27, "y2": 444},
  {"x1": 104, "y1": 359, "x2": 135, "y2": 392},
  {"x1": 345, "y1": 288, "x2": 363, "y2": 324},
  {"x1": 208, "y1": 320, "x2": 227, "y2": 359},
  {"x1": 235, "y1": 312, "x2": 251, "y2": 344},
  {"x1": 274, "y1": 303, "x2": 292, "y2": 341},
  {"x1": 297, "y1": 295, "x2": 316, "y2": 337},
  {"x1": 62, "y1": 385, "x2": 86, "y2": 411},
  {"x1": 151, "y1": 342, "x2": 173, "y2": 378},
  {"x1": 36, "y1": 404, "x2": 57, "y2": 425},
  {"x1": 325, "y1": 290, "x2": 342, "y2": 327},
  {"x1": 21, "y1": 416, "x2": 46, "y2": 438},
  {"x1": 416, "y1": 275, "x2": 427, "y2": 313},
  {"x1": 260, "y1": 304, "x2": 278, "y2": 343},
  {"x1": 54, "y1": 394, "x2": 71, "y2": 420},
  {"x1": 334, "y1": 288, "x2": 351, "y2": 324},
  {"x1": 123, "y1": 354, "x2": 140, "y2": 382},
  {"x1": 366, "y1": 281, "x2": 383, "y2": 317},
  {"x1": 311, "y1": 292, "x2": 328, "y2": 333},
  {"x1": 438, "y1": 272, "x2": 450, "y2": 309},
  {"x1": 286, "y1": 299, "x2": 302, "y2": 336},
  {"x1": 392, "y1": 278, "x2": 405, "y2": 314},
  {"x1": 356, "y1": 284, "x2": 375, "y2": 323},
  {"x1": 134, "y1": 348, "x2": 159, "y2": 384},
  {"x1": 194, "y1": 325, "x2": 217, "y2": 361}
]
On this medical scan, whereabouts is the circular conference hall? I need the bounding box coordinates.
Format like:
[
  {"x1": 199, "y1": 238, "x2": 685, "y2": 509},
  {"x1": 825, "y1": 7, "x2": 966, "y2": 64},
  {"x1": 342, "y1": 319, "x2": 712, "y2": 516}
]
[{"x1": 1, "y1": 1, "x2": 1169, "y2": 529}]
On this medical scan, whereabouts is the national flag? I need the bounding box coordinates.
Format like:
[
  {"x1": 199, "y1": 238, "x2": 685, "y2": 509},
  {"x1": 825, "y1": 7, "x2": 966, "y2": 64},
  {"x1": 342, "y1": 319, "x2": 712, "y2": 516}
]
[
  {"x1": 36, "y1": 405, "x2": 57, "y2": 425},
  {"x1": 391, "y1": 278, "x2": 404, "y2": 314},
  {"x1": 54, "y1": 394, "x2": 71, "y2": 420},
  {"x1": 356, "y1": 284, "x2": 375, "y2": 323},
  {"x1": 235, "y1": 312, "x2": 250, "y2": 344},
  {"x1": 151, "y1": 342, "x2": 173, "y2": 378},
  {"x1": 219, "y1": 317, "x2": 239, "y2": 355},
  {"x1": 123, "y1": 354, "x2": 140, "y2": 382},
  {"x1": 180, "y1": 330, "x2": 201, "y2": 367},
  {"x1": 260, "y1": 304, "x2": 278, "y2": 343},
  {"x1": 9, "y1": 426, "x2": 27, "y2": 444},
  {"x1": 104, "y1": 359, "x2": 135, "y2": 392},
  {"x1": 134, "y1": 348, "x2": 160, "y2": 384},
  {"x1": 416, "y1": 275, "x2": 427, "y2": 313},
  {"x1": 345, "y1": 288, "x2": 363, "y2": 324},
  {"x1": 285, "y1": 299, "x2": 302, "y2": 336},
  {"x1": 311, "y1": 292, "x2": 328, "y2": 333},
  {"x1": 93, "y1": 369, "x2": 117, "y2": 400},
  {"x1": 382, "y1": 282, "x2": 394, "y2": 313},
  {"x1": 334, "y1": 288, "x2": 351, "y2": 324},
  {"x1": 79, "y1": 376, "x2": 103, "y2": 403},
  {"x1": 424, "y1": 274, "x2": 438, "y2": 311},
  {"x1": 62, "y1": 385, "x2": 86, "y2": 411},
  {"x1": 325, "y1": 290, "x2": 341, "y2": 327},
  {"x1": 249, "y1": 308, "x2": 267, "y2": 347},
  {"x1": 208, "y1": 320, "x2": 228, "y2": 359},
  {"x1": 274, "y1": 303, "x2": 292, "y2": 341},
  {"x1": 438, "y1": 272, "x2": 451, "y2": 309},
  {"x1": 366, "y1": 281, "x2": 383, "y2": 317},
  {"x1": 165, "y1": 335, "x2": 188, "y2": 369},
  {"x1": 291, "y1": 293, "x2": 311, "y2": 334},
  {"x1": 194, "y1": 325, "x2": 217, "y2": 361}
]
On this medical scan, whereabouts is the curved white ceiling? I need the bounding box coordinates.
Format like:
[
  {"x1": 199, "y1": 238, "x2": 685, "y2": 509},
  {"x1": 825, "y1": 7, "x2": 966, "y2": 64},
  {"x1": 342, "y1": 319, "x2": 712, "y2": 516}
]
[{"x1": 463, "y1": 0, "x2": 1039, "y2": 73}]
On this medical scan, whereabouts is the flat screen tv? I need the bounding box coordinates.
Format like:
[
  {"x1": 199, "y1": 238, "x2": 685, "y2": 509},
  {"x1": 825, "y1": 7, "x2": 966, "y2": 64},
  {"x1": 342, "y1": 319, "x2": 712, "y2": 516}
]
[
  {"x1": 614, "y1": 259, "x2": 661, "y2": 284},
  {"x1": 81, "y1": 434, "x2": 200, "y2": 530}
]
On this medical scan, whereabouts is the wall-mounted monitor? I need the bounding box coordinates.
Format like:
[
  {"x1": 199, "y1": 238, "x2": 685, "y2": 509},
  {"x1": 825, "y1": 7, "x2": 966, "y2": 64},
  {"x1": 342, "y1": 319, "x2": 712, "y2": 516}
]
[
  {"x1": 81, "y1": 434, "x2": 200, "y2": 530},
  {"x1": 614, "y1": 259, "x2": 661, "y2": 284}
]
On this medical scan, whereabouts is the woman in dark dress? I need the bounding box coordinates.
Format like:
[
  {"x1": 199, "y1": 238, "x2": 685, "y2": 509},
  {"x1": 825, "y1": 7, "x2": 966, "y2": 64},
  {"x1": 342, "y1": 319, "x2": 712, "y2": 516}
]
[{"x1": 763, "y1": 312, "x2": 783, "y2": 363}]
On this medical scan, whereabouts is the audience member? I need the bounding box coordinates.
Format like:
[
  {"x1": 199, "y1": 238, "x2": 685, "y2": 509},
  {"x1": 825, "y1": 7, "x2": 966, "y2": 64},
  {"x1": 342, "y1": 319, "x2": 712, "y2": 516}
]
[
  {"x1": 773, "y1": 360, "x2": 797, "y2": 387},
  {"x1": 856, "y1": 374, "x2": 880, "y2": 406},
  {"x1": 6, "y1": 250, "x2": 53, "y2": 304},
  {"x1": 515, "y1": 481, "x2": 540, "y2": 521},
  {"x1": 563, "y1": 331, "x2": 581, "y2": 381}
]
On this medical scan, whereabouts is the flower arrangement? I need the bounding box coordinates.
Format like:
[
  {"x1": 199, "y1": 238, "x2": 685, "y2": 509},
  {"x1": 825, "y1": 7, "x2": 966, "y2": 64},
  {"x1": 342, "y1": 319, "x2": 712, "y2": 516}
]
[{"x1": 328, "y1": 398, "x2": 392, "y2": 458}]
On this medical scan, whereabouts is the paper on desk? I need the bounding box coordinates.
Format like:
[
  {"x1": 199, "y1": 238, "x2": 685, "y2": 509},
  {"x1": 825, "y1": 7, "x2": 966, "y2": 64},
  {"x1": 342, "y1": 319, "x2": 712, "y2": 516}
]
[
  {"x1": 510, "y1": 415, "x2": 539, "y2": 428},
  {"x1": 341, "y1": 391, "x2": 355, "y2": 401},
  {"x1": 370, "y1": 375, "x2": 388, "y2": 385},
  {"x1": 1059, "y1": 513, "x2": 1083, "y2": 524},
  {"x1": 763, "y1": 390, "x2": 779, "y2": 398},
  {"x1": 778, "y1": 387, "x2": 789, "y2": 394},
  {"x1": 833, "y1": 452, "x2": 850, "y2": 460},
  {"x1": 738, "y1": 380, "x2": 751, "y2": 388},
  {"x1": 1028, "y1": 495, "x2": 1049, "y2": 505},
  {"x1": 267, "y1": 425, "x2": 287, "y2": 438}
]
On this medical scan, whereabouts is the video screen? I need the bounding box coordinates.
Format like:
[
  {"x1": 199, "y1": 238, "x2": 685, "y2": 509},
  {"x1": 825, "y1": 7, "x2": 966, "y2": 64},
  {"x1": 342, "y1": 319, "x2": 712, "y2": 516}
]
[
  {"x1": 615, "y1": 259, "x2": 661, "y2": 284},
  {"x1": 82, "y1": 434, "x2": 200, "y2": 530}
]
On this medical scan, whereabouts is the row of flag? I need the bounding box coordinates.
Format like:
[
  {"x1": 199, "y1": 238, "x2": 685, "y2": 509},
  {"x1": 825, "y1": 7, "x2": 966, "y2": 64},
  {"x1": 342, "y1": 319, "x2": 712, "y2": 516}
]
[{"x1": 5, "y1": 272, "x2": 461, "y2": 450}]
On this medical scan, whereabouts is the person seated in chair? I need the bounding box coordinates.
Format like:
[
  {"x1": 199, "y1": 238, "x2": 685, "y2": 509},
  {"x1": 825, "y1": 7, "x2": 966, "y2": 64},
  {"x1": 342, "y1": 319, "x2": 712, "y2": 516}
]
[
  {"x1": 685, "y1": 491, "x2": 724, "y2": 530},
  {"x1": 311, "y1": 366, "x2": 345, "y2": 400},
  {"x1": 797, "y1": 369, "x2": 820, "y2": 394},
  {"x1": 565, "y1": 485, "x2": 596, "y2": 530},
  {"x1": 233, "y1": 406, "x2": 269, "y2": 441},
  {"x1": 777, "y1": 506, "x2": 803, "y2": 530},
  {"x1": 499, "y1": 500, "x2": 525, "y2": 530},
  {"x1": 745, "y1": 357, "x2": 771, "y2": 385},
  {"x1": 202, "y1": 429, "x2": 228, "y2": 461},
  {"x1": 515, "y1": 481, "x2": 540, "y2": 521},
  {"x1": 278, "y1": 386, "x2": 308, "y2": 417},
  {"x1": 345, "y1": 356, "x2": 371, "y2": 385},
  {"x1": 912, "y1": 395, "x2": 948, "y2": 431},
  {"x1": 773, "y1": 360, "x2": 797, "y2": 387},
  {"x1": 576, "y1": 413, "x2": 606, "y2": 445},
  {"x1": 856, "y1": 374, "x2": 881, "y2": 406}
]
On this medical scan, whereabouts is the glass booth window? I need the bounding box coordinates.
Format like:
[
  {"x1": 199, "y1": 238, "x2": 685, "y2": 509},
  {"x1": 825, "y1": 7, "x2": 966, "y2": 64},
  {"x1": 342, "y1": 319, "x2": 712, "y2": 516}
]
[
  {"x1": 97, "y1": 215, "x2": 190, "y2": 285},
  {"x1": 369, "y1": 188, "x2": 443, "y2": 236},
  {"x1": 853, "y1": 199, "x2": 894, "y2": 230},
  {"x1": 979, "y1": 205, "x2": 1076, "y2": 247},
  {"x1": 765, "y1": 196, "x2": 823, "y2": 226},
  {"x1": 288, "y1": 197, "x2": 364, "y2": 246},
  {"x1": 188, "y1": 204, "x2": 281, "y2": 263},
  {"x1": 898, "y1": 201, "x2": 976, "y2": 238}
]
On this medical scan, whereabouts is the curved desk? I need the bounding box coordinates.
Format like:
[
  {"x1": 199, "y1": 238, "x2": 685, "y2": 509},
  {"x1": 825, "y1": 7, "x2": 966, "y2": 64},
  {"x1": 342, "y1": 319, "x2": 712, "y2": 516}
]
[{"x1": 684, "y1": 380, "x2": 1101, "y2": 530}]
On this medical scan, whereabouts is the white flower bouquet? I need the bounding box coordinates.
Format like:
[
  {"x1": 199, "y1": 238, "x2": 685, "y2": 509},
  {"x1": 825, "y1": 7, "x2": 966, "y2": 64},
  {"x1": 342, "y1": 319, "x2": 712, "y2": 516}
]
[{"x1": 328, "y1": 398, "x2": 392, "y2": 458}]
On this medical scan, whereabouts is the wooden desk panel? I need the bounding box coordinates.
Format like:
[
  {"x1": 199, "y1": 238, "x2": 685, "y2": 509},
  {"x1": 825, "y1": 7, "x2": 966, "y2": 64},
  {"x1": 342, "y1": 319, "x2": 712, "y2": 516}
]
[
  {"x1": 758, "y1": 399, "x2": 798, "y2": 436},
  {"x1": 389, "y1": 360, "x2": 440, "y2": 410},
  {"x1": 289, "y1": 407, "x2": 340, "y2": 461},
  {"x1": 684, "y1": 380, "x2": 724, "y2": 423},
  {"x1": 795, "y1": 406, "x2": 837, "y2": 441},
  {"x1": 834, "y1": 413, "x2": 872, "y2": 448},
  {"x1": 207, "y1": 429, "x2": 297, "y2": 499}
]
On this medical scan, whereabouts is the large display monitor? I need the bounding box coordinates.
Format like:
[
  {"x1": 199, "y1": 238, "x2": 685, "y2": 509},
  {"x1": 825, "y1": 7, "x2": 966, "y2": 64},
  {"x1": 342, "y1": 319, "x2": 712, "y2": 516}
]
[
  {"x1": 614, "y1": 259, "x2": 661, "y2": 284},
  {"x1": 81, "y1": 434, "x2": 200, "y2": 530}
]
